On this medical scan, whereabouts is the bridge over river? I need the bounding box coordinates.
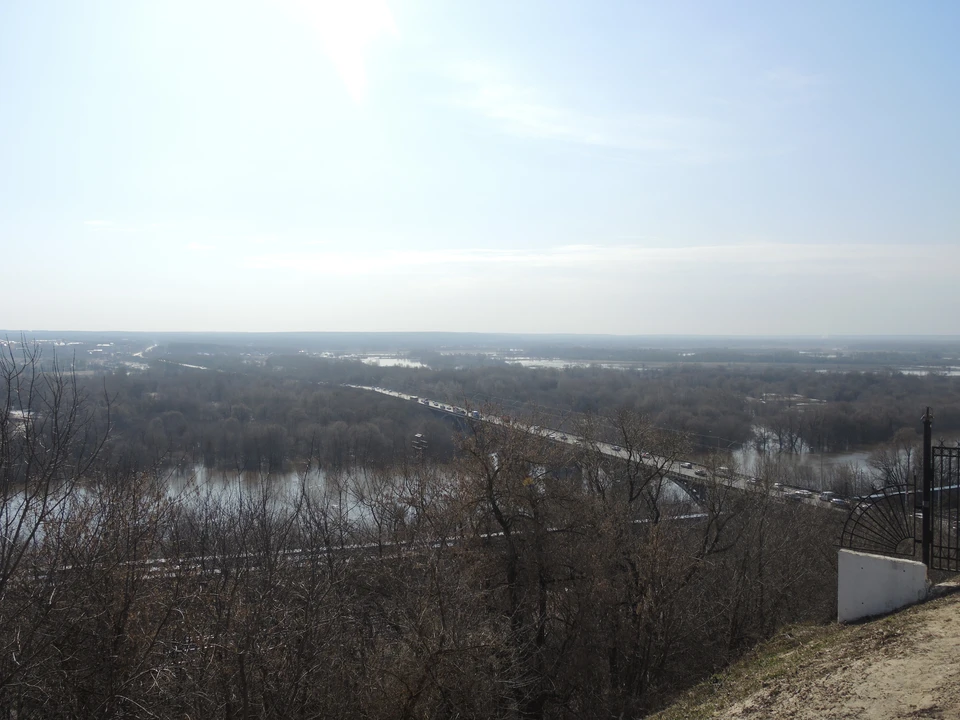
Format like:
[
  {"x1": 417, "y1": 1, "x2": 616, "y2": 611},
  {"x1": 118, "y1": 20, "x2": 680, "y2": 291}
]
[
  {"x1": 34, "y1": 386, "x2": 848, "y2": 585},
  {"x1": 345, "y1": 384, "x2": 849, "y2": 514}
]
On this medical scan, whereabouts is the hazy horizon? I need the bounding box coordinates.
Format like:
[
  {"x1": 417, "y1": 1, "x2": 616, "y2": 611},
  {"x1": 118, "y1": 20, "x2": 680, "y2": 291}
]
[
  {"x1": 6, "y1": 329, "x2": 960, "y2": 344},
  {"x1": 3, "y1": 1, "x2": 958, "y2": 334}
]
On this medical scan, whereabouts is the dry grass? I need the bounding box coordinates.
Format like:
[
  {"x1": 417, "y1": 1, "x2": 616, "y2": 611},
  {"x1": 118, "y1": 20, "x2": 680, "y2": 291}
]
[{"x1": 651, "y1": 593, "x2": 957, "y2": 720}]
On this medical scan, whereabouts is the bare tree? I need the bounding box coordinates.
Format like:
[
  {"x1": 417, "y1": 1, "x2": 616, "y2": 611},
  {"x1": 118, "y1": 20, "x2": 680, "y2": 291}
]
[
  {"x1": 868, "y1": 427, "x2": 921, "y2": 488},
  {"x1": 0, "y1": 340, "x2": 110, "y2": 707}
]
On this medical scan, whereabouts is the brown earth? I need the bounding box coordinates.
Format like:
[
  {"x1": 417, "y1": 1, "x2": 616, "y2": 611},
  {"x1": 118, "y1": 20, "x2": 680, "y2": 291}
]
[{"x1": 655, "y1": 590, "x2": 960, "y2": 720}]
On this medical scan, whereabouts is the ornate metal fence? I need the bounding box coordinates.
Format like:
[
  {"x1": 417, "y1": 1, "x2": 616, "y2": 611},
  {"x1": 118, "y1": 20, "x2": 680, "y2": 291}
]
[
  {"x1": 839, "y1": 483, "x2": 916, "y2": 559},
  {"x1": 841, "y1": 407, "x2": 960, "y2": 571},
  {"x1": 928, "y1": 440, "x2": 960, "y2": 572}
]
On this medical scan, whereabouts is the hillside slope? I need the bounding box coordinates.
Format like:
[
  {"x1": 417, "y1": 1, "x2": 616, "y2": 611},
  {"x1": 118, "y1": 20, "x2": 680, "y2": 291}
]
[{"x1": 654, "y1": 591, "x2": 960, "y2": 720}]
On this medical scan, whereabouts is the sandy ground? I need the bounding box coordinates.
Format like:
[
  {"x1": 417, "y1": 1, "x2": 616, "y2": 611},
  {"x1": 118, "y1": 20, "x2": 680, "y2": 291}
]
[{"x1": 718, "y1": 593, "x2": 960, "y2": 720}]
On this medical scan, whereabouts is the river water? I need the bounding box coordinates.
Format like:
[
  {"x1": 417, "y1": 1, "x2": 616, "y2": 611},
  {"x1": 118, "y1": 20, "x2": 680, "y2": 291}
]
[
  {"x1": 163, "y1": 465, "x2": 383, "y2": 519},
  {"x1": 732, "y1": 445, "x2": 873, "y2": 476}
]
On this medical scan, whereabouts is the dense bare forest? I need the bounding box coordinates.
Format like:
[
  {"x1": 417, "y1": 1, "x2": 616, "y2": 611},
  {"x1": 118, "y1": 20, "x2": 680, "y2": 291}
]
[
  {"x1": 0, "y1": 345, "x2": 844, "y2": 718},
  {"x1": 93, "y1": 352, "x2": 960, "y2": 473}
]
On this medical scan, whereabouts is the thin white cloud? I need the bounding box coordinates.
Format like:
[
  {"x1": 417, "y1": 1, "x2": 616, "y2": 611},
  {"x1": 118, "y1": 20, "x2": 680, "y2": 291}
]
[
  {"x1": 245, "y1": 247, "x2": 542, "y2": 274},
  {"x1": 763, "y1": 67, "x2": 825, "y2": 111},
  {"x1": 228, "y1": 242, "x2": 958, "y2": 335},
  {"x1": 186, "y1": 242, "x2": 217, "y2": 252},
  {"x1": 765, "y1": 67, "x2": 824, "y2": 89},
  {"x1": 82, "y1": 220, "x2": 161, "y2": 234},
  {"x1": 243, "y1": 243, "x2": 952, "y2": 279},
  {"x1": 450, "y1": 64, "x2": 720, "y2": 162}
]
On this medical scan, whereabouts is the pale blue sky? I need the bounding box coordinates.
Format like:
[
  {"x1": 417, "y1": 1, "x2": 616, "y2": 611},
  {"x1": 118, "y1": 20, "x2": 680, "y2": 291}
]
[{"x1": 1, "y1": 1, "x2": 957, "y2": 334}]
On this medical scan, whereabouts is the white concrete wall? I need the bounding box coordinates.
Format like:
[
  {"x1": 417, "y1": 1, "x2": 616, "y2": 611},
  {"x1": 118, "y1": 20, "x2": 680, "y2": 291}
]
[{"x1": 838, "y1": 549, "x2": 928, "y2": 623}]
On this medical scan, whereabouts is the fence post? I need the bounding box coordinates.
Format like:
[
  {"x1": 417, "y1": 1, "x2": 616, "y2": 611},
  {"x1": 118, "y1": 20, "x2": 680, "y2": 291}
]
[{"x1": 922, "y1": 407, "x2": 933, "y2": 567}]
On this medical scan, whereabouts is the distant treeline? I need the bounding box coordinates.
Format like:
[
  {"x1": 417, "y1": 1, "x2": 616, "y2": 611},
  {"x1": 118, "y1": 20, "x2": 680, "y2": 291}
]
[
  {"x1": 93, "y1": 355, "x2": 960, "y2": 472},
  {"x1": 99, "y1": 366, "x2": 457, "y2": 472},
  {"x1": 435, "y1": 343, "x2": 960, "y2": 368},
  {"x1": 244, "y1": 356, "x2": 960, "y2": 450},
  {"x1": 389, "y1": 363, "x2": 960, "y2": 452}
]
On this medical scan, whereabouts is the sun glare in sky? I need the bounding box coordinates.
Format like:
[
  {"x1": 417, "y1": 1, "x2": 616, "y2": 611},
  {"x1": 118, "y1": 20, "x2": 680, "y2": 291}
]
[
  {"x1": 285, "y1": 0, "x2": 396, "y2": 101},
  {"x1": 1, "y1": 1, "x2": 958, "y2": 333}
]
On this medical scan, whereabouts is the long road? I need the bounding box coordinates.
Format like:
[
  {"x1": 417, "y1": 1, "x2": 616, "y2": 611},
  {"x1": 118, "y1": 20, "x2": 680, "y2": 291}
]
[
  {"x1": 346, "y1": 384, "x2": 848, "y2": 512},
  {"x1": 34, "y1": 385, "x2": 841, "y2": 582}
]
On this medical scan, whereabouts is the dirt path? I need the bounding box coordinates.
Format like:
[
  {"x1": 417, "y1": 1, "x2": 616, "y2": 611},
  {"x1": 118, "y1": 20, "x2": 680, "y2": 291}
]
[{"x1": 719, "y1": 593, "x2": 960, "y2": 720}]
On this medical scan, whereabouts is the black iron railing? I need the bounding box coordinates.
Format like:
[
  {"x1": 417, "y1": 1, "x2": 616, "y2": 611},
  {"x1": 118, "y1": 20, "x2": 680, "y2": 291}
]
[{"x1": 928, "y1": 438, "x2": 960, "y2": 572}]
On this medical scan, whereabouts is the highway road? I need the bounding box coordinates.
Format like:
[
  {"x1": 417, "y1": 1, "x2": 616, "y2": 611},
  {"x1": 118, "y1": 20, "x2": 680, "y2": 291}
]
[
  {"x1": 345, "y1": 385, "x2": 847, "y2": 511},
  {"x1": 35, "y1": 385, "x2": 845, "y2": 581}
]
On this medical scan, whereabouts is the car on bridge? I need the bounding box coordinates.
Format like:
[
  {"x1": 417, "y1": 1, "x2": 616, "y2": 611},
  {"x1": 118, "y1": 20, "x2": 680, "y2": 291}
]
[
  {"x1": 694, "y1": 469, "x2": 707, "y2": 477},
  {"x1": 680, "y1": 462, "x2": 693, "y2": 469}
]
